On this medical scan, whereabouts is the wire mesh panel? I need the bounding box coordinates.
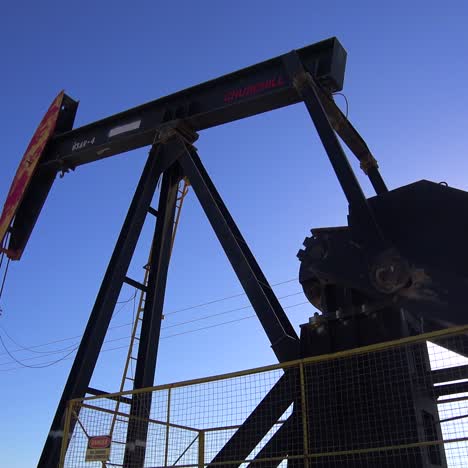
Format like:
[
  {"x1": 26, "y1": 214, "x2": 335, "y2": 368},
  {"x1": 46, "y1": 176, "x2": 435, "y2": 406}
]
[
  {"x1": 304, "y1": 343, "x2": 438, "y2": 466},
  {"x1": 61, "y1": 326, "x2": 468, "y2": 468}
]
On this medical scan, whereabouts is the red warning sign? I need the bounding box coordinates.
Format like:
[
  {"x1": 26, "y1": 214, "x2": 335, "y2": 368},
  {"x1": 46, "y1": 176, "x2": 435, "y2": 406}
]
[{"x1": 86, "y1": 435, "x2": 111, "y2": 461}]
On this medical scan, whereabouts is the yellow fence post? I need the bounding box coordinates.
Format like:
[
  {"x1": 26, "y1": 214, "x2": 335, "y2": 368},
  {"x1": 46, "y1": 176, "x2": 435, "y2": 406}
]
[
  {"x1": 299, "y1": 362, "x2": 310, "y2": 468},
  {"x1": 58, "y1": 400, "x2": 73, "y2": 468},
  {"x1": 198, "y1": 430, "x2": 205, "y2": 468},
  {"x1": 164, "y1": 388, "x2": 172, "y2": 467}
]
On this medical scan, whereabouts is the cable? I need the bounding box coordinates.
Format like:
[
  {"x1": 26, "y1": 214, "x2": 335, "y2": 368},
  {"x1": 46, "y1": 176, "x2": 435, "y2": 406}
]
[
  {"x1": 0, "y1": 334, "x2": 130, "y2": 367},
  {"x1": 0, "y1": 321, "x2": 132, "y2": 358},
  {"x1": 0, "y1": 277, "x2": 300, "y2": 358},
  {"x1": 0, "y1": 301, "x2": 309, "y2": 372},
  {"x1": 333, "y1": 92, "x2": 349, "y2": 119},
  {"x1": 0, "y1": 258, "x2": 10, "y2": 300},
  {"x1": 0, "y1": 288, "x2": 304, "y2": 363},
  {"x1": 0, "y1": 288, "x2": 135, "y2": 352},
  {"x1": 162, "y1": 301, "x2": 308, "y2": 339},
  {"x1": 163, "y1": 292, "x2": 304, "y2": 330},
  {"x1": 0, "y1": 231, "x2": 10, "y2": 304},
  {"x1": 0, "y1": 290, "x2": 305, "y2": 365},
  {"x1": 164, "y1": 278, "x2": 298, "y2": 316},
  {"x1": 0, "y1": 333, "x2": 79, "y2": 369},
  {"x1": 0, "y1": 230, "x2": 9, "y2": 270},
  {"x1": 0, "y1": 291, "x2": 142, "y2": 359},
  {"x1": 116, "y1": 290, "x2": 137, "y2": 304},
  {"x1": 0, "y1": 325, "x2": 77, "y2": 355}
]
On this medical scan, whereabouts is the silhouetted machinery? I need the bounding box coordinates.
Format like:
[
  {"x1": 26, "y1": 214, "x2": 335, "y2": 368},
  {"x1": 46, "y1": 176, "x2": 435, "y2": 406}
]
[{"x1": 1, "y1": 37, "x2": 466, "y2": 467}]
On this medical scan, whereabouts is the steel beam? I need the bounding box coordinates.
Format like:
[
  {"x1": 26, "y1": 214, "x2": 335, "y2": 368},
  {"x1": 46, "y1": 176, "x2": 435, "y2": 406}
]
[
  {"x1": 86, "y1": 387, "x2": 133, "y2": 406},
  {"x1": 38, "y1": 144, "x2": 166, "y2": 468},
  {"x1": 208, "y1": 371, "x2": 298, "y2": 467},
  {"x1": 435, "y1": 381, "x2": 468, "y2": 397},
  {"x1": 245, "y1": 414, "x2": 300, "y2": 468},
  {"x1": 123, "y1": 162, "x2": 181, "y2": 468},
  {"x1": 314, "y1": 86, "x2": 388, "y2": 195},
  {"x1": 9, "y1": 39, "x2": 348, "y2": 260},
  {"x1": 40, "y1": 38, "x2": 345, "y2": 172},
  {"x1": 432, "y1": 364, "x2": 468, "y2": 384},
  {"x1": 283, "y1": 51, "x2": 386, "y2": 251},
  {"x1": 178, "y1": 146, "x2": 300, "y2": 362}
]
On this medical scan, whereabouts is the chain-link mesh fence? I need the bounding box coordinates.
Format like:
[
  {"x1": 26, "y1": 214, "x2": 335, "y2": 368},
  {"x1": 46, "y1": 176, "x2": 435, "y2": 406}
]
[{"x1": 61, "y1": 325, "x2": 468, "y2": 467}]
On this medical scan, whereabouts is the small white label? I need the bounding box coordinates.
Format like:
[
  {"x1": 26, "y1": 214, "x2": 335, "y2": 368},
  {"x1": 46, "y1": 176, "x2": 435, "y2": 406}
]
[{"x1": 108, "y1": 120, "x2": 141, "y2": 138}]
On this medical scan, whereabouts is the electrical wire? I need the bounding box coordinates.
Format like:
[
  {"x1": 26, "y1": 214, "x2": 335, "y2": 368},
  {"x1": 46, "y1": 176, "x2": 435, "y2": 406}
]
[
  {"x1": 0, "y1": 258, "x2": 10, "y2": 299},
  {"x1": 0, "y1": 333, "x2": 79, "y2": 369},
  {"x1": 0, "y1": 290, "x2": 305, "y2": 365},
  {"x1": 333, "y1": 92, "x2": 349, "y2": 119},
  {"x1": 0, "y1": 247, "x2": 5, "y2": 272},
  {"x1": 0, "y1": 231, "x2": 11, "y2": 304},
  {"x1": 162, "y1": 301, "x2": 308, "y2": 339},
  {"x1": 0, "y1": 277, "x2": 299, "y2": 358},
  {"x1": 162, "y1": 292, "x2": 304, "y2": 330},
  {"x1": 164, "y1": 278, "x2": 298, "y2": 316},
  {"x1": 0, "y1": 325, "x2": 77, "y2": 355},
  {"x1": 116, "y1": 290, "x2": 137, "y2": 304},
  {"x1": 0, "y1": 297, "x2": 143, "y2": 361},
  {"x1": 0, "y1": 230, "x2": 9, "y2": 266},
  {"x1": 0, "y1": 321, "x2": 132, "y2": 358},
  {"x1": 0, "y1": 334, "x2": 130, "y2": 367},
  {"x1": 0, "y1": 301, "x2": 309, "y2": 372}
]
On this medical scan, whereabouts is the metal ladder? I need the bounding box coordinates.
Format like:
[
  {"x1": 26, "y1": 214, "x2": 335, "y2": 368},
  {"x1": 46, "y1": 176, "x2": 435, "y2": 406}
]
[{"x1": 105, "y1": 177, "x2": 190, "y2": 465}]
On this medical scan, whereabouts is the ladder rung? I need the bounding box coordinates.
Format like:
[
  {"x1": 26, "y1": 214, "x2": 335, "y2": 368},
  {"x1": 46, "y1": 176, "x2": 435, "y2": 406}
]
[
  {"x1": 130, "y1": 356, "x2": 137, "y2": 360},
  {"x1": 126, "y1": 377, "x2": 134, "y2": 381}
]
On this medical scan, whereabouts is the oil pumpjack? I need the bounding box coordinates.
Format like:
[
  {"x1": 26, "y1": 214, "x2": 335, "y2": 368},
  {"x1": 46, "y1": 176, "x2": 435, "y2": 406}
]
[{"x1": 1, "y1": 37, "x2": 467, "y2": 467}]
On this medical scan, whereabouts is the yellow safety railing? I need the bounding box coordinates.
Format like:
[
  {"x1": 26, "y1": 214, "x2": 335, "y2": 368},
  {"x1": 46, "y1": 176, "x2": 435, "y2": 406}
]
[{"x1": 60, "y1": 324, "x2": 468, "y2": 467}]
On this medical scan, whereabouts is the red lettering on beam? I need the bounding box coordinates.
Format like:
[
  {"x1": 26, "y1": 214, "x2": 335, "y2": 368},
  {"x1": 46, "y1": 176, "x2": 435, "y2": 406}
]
[{"x1": 224, "y1": 76, "x2": 287, "y2": 103}]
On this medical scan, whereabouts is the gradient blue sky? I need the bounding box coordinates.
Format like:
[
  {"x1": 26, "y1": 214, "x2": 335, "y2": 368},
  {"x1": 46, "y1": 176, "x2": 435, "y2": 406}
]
[{"x1": 1, "y1": 1, "x2": 468, "y2": 466}]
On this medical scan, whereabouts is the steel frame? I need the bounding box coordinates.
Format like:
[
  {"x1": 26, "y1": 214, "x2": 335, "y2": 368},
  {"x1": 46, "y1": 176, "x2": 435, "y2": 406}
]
[
  {"x1": 5, "y1": 37, "x2": 387, "y2": 262},
  {"x1": 29, "y1": 38, "x2": 396, "y2": 467},
  {"x1": 40, "y1": 120, "x2": 301, "y2": 466},
  {"x1": 38, "y1": 140, "x2": 168, "y2": 467}
]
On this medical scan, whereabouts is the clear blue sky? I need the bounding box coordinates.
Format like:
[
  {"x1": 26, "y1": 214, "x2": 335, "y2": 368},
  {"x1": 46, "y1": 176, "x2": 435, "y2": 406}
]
[{"x1": 1, "y1": 1, "x2": 468, "y2": 466}]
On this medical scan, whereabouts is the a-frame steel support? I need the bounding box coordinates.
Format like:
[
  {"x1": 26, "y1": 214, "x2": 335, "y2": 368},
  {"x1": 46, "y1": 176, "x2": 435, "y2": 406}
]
[
  {"x1": 123, "y1": 124, "x2": 302, "y2": 466},
  {"x1": 178, "y1": 145, "x2": 300, "y2": 363},
  {"x1": 39, "y1": 141, "x2": 169, "y2": 467},
  {"x1": 40, "y1": 48, "x2": 394, "y2": 467},
  {"x1": 23, "y1": 39, "x2": 462, "y2": 468},
  {"x1": 40, "y1": 123, "x2": 301, "y2": 467}
]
